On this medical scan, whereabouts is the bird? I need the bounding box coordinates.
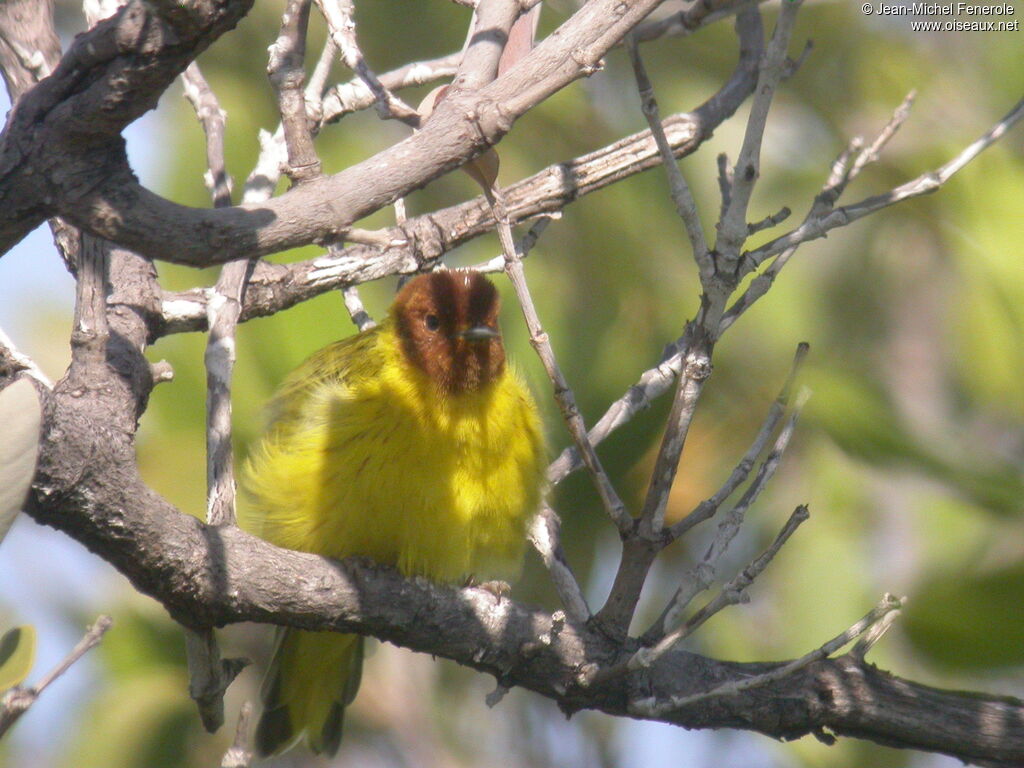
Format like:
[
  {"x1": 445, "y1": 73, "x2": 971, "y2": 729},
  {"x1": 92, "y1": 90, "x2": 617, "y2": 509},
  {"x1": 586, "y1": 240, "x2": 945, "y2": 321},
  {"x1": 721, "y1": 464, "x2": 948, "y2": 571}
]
[{"x1": 242, "y1": 270, "x2": 546, "y2": 756}]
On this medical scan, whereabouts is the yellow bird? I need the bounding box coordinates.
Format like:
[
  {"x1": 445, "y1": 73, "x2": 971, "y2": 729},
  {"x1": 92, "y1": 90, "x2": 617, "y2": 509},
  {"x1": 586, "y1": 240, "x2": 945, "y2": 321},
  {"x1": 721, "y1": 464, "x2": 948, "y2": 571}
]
[{"x1": 242, "y1": 270, "x2": 545, "y2": 756}]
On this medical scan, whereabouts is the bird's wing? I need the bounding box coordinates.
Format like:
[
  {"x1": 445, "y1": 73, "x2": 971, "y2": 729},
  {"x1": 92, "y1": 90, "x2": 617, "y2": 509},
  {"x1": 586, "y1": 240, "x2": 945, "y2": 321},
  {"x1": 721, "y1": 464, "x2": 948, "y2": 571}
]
[{"x1": 265, "y1": 325, "x2": 388, "y2": 429}]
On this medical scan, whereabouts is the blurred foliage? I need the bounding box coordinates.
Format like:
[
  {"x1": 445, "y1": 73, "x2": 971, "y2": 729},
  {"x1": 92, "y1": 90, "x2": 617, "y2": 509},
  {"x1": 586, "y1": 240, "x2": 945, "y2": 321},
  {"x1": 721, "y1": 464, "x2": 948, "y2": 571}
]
[
  {"x1": 904, "y1": 561, "x2": 1024, "y2": 670},
  {"x1": 0, "y1": 625, "x2": 36, "y2": 691},
  {"x1": 1, "y1": 1, "x2": 1023, "y2": 767}
]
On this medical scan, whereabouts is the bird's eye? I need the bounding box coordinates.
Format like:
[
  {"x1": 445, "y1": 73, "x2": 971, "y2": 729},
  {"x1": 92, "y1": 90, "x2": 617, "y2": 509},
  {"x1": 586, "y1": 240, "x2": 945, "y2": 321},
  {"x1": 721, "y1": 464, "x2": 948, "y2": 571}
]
[{"x1": 424, "y1": 314, "x2": 440, "y2": 332}]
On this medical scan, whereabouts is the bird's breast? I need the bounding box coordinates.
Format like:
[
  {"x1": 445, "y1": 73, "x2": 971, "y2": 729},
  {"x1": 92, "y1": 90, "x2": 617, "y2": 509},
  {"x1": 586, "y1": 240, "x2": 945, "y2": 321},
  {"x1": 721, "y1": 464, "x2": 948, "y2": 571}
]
[{"x1": 244, "y1": 334, "x2": 544, "y2": 585}]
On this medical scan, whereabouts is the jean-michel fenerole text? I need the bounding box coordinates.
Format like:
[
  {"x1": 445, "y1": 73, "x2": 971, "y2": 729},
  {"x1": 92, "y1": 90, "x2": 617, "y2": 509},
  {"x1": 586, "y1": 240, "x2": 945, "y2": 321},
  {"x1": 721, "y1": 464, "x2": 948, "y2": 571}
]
[{"x1": 870, "y1": 3, "x2": 1015, "y2": 14}]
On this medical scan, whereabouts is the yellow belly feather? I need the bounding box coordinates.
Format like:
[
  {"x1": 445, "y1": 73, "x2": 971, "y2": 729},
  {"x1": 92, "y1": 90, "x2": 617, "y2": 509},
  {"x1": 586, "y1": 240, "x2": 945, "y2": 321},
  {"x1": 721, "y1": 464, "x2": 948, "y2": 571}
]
[
  {"x1": 242, "y1": 312, "x2": 544, "y2": 755},
  {"x1": 243, "y1": 320, "x2": 545, "y2": 582}
]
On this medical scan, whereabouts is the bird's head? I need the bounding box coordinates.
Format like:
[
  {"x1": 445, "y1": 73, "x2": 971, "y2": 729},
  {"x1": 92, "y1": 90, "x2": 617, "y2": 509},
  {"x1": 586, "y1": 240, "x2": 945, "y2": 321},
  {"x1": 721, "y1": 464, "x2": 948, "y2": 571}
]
[{"x1": 391, "y1": 271, "x2": 506, "y2": 394}]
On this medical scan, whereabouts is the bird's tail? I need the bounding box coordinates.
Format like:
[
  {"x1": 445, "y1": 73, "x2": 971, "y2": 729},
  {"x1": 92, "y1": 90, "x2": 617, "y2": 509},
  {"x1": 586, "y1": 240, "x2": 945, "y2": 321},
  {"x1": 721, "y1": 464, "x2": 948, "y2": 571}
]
[{"x1": 255, "y1": 628, "x2": 364, "y2": 757}]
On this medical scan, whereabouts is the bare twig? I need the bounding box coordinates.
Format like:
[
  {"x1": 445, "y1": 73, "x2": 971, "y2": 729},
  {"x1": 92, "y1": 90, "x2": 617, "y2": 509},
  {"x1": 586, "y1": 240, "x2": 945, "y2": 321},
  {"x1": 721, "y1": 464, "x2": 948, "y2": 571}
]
[
  {"x1": 716, "y1": 152, "x2": 733, "y2": 222},
  {"x1": 808, "y1": 91, "x2": 916, "y2": 216},
  {"x1": 618, "y1": 7, "x2": 765, "y2": 551},
  {"x1": 321, "y1": 52, "x2": 461, "y2": 125},
  {"x1": 717, "y1": 133, "x2": 863, "y2": 335},
  {"x1": 584, "y1": 504, "x2": 810, "y2": 687},
  {"x1": 670, "y1": 342, "x2": 809, "y2": 539},
  {"x1": 241, "y1": 128, "x2": 283, "y2": 205},
  {"x1": 783, "y1": 39, "x2": 813, "y2": 79},
  {"x1": 220, "y1": 701, "x2": 254, "y2": 768},
  {"x1": 632, "y1": 0, "x2": 769, "y2": 43},
  {"x1": 735, "y1": 95, "x2": 1024, "y2": 296},
  {"x1": 0, "y1": 616, "x2": 112, "y2": 738},
  {"x1": 241, "y1": 51, "x2": 460, "y2": 207},
  {"x1": 180, "y1": 64, "x2": 245, "y2": 536},
  {"x1": 184, "y1": 628, "x2": 250, "y2": 733},
  {"x1": 181, "y1": 64, "x2": 233, "y2": 206},
  {"x1": 634, "y1": 505, "x2": 809, "y2": 669},
  {"x1": 180, "y1": 44, "x2": 247, "y2": 534},
  {"x1": 626, "y1": 35, "x2": 710, "y2": 275},
  {"x1": 189, "y1": 66, "x2": 248, "y2": 529},
  {"x1": 238, "y1": 40, "x2": 337, "y2": 206},
  {"x1": 204, "y1": 261, "x2": 254, "y2": 529},
  {"x1": 268, "y1": 0, "x2": 321, "y2": 184},
  {"x1": 652, "y1": 387, "x2": 809, "y2": 638},
  {"x1": 547, "y1": 334, "x2": 688, "y2": 485},
  {"x1": 341, "y1": 285, "x2": 375, "y2": 331},
  {"x1": 241, "y1": 24, "x2": 455, "y2": 207},
  {"x1": 715, "y1": 0, "x2": 803, "y2": 273},
  {"x1": 629, "y1": 594, "x2": 904, "y2": 716},
  {"x1": 528, "y1": 507, "x2": 591, "y2": 624},
  {"x1": 747, "y1": 205, "x2": 791, "y2": 235},
  {"x1": 851, "y1": 602, "x2": 904, "y2": 660},
  {"x1": 467, "y1": 214, "x2": 555, "y2": 273},
  {"x1": 637, "y1": 334, "x2": 713, "y2": 537},
  {"x1": 717, "y1": 90, "x2": 955, "y2": 335},
  {"x1": 344, "y1": 196, "x2": 406, "y2": 327},
  {"x1": 821, "y1": 137, "x2": 867, "y2": 204},
  {"x1": 317, "y1": 0, "x2": 421, "y2": 126},
  {"x1": 848, "y1": 90, "x2": 917, "y2": 181},
  {"x1": 495, "y1": 194, "x2": 630, "y2": 533},
  {"x1": 304, "y1": 35, "x2": 338, "y2": 119}
]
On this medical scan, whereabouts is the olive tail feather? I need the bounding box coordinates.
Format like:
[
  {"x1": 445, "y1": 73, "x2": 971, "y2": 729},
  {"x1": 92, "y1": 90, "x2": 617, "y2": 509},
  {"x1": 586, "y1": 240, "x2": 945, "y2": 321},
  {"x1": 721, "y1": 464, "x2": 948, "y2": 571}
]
[{"x1": 255, "y1": 629, "x2": 364, "y2": 757}]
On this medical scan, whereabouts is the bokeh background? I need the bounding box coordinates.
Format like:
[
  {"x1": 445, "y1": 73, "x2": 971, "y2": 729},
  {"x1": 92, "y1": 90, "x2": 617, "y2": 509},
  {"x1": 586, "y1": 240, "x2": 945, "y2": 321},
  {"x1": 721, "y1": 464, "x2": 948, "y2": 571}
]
[{"x1": 1, "y1": 0, "x2": 1022, "y2": 766}]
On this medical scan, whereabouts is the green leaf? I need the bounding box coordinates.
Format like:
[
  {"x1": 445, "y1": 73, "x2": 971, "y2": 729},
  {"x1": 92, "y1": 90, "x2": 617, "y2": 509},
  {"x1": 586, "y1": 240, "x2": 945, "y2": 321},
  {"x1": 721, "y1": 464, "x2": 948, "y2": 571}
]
[
  {"x1": 0, "y1": 378, "x2": 42, "y2": 544},
  {"x1": 0, "y1": 624, "x2": 37, "y2": 690},
  {"x1": 807, "y1": 369, "x2": 1024, "y2": 517},
  {"x1": 903, "y1": 562, "x2": 1024, "y2": 670}
]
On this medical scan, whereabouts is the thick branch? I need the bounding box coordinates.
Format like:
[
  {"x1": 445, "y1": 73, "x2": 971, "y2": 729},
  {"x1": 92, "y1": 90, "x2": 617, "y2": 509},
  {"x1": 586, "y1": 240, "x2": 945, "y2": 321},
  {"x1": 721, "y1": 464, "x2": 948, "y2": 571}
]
[
  {"x1": 22, "y1": 386, "x2": 1024, "y2": 766},
  {"x1": 18, "y1": 228, "x2": 1024, "y2": 765},
  {"x1": 0, "y1": 0, "x2": 665, "y2": 262},
  {"x1": 0, "y1": 0, "x2": 255, "y2": 253},
  {"x1": 0, "y1": 0, "x2": 59, "y2": 98},
  {"x1": 157, "y1": 27, "x2": 763, "y2": 335},
  {"x1": 6, "y1": 3, "x2": 1022, "y2": 766}
]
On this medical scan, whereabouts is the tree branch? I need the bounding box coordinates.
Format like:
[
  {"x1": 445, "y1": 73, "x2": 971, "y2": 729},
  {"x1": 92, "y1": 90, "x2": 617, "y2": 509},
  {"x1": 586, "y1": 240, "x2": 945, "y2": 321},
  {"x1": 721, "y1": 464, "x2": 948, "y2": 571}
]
[
  {"x1": 316, "y1": 0, "x2": 420, "y2": 126},
  {"x1": 0, "y1": 0, "x2": 255, "y2": 254},
  {"x1": 16, "y1": 222, "x2": 1024, "y2": 765},
  {"x1": 156, "y1": 26, "x2": 763, "y2": 335},
  {"x1": 715, "y1": 0, "x2": 801, "y2": 274},
  {"x1": 220, "y1": 701, "x2": 254, "y2": 768},
  {"x1": 631, "y1": 593, "x2": 904, "y2": 715},
  {"x1": 5, "y1": 2, "x2": 1023, "y2": 765},
  {"x1": 0, "y1": 0, "x2": 666, "y2": 262},
  {"x1": 0, "y1": 616, "x2": 112, "y2": 739},
  {"x1": 722, "y1": 94, "x2": 1024, "y2": 333},
  {"x1": 626, "y1": 34, "x2": 710, "y2": 274},
  {"x1": 21, "y1": 427, "x2": 1024, "y2": 766}
]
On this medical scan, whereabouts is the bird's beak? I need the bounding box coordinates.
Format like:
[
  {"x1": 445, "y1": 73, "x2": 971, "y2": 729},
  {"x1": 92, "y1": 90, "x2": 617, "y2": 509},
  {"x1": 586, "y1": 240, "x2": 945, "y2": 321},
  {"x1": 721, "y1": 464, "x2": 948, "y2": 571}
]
[{"x1": 457, "y1": 325, "x2": 500, "y2": 342}]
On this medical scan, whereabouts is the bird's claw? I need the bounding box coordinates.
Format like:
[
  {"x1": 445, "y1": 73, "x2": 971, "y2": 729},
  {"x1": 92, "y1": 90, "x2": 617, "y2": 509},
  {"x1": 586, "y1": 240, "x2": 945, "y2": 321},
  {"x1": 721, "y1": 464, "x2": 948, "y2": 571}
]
[{"x1": 468, "y1": 578, "x2": 511, "y2": 602}]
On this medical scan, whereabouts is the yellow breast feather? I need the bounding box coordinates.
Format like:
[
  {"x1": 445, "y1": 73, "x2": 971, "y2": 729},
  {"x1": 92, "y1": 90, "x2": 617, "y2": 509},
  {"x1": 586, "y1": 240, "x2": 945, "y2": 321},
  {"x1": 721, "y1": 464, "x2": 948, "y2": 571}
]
[
  {"x1": 243, "y1": 271, "x2": 545, "y2": 756},
  {"x1": 244, "y1": 319, "x2": 543, "y2": 580}
]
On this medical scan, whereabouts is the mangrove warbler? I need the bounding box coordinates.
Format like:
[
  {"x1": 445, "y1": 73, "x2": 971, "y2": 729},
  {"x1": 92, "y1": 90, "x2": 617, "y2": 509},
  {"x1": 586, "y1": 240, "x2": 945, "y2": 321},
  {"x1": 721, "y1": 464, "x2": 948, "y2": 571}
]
[{"x1": 242, "y1": 271, "x2": 545, "y2": 756}]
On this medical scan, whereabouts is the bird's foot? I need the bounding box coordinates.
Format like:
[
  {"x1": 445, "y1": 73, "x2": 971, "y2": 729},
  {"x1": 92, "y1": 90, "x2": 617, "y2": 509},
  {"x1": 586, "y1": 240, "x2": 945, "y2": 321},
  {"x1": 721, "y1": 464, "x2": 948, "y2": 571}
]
[{"x1": 466, "y1": 578, "x2": 511, "y2": 602}]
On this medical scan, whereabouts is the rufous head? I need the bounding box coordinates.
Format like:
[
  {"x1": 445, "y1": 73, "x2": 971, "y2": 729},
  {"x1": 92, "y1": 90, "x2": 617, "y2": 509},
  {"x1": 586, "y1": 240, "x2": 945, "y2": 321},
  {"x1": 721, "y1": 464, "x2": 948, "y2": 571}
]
[{"x1": 391, "y1": 271, "x2": 506, "y2": 394}]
